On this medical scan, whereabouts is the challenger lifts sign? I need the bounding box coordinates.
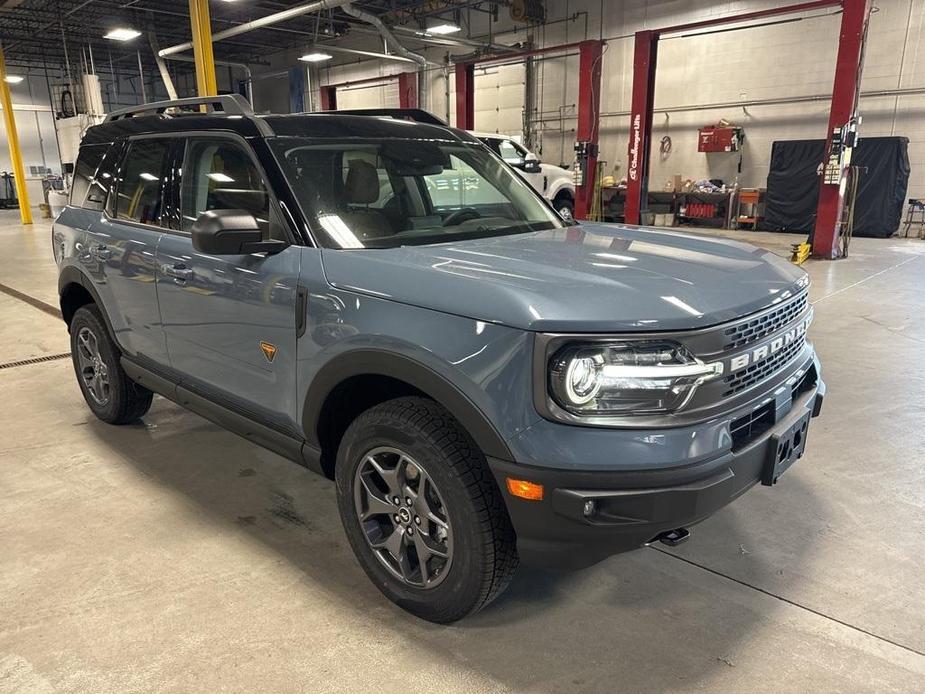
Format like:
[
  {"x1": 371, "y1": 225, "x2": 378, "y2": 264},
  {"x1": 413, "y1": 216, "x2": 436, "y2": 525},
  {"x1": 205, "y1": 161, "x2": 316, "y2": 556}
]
[{"x1": 628, "y1": 114, "x2": 642, "y2": 181}]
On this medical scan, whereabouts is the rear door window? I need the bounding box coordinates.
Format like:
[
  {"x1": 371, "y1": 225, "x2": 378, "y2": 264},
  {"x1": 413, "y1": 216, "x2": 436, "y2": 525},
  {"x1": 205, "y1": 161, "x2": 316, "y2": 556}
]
[{"x1": 115, "y1": 139, "x2": 171, "y2": 226}]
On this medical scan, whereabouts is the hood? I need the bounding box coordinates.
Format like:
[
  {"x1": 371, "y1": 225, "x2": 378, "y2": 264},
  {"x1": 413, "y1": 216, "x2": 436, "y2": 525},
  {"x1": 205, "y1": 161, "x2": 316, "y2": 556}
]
[{"x1": 320, "y1": 223, "x2": 807, "y2": 332}]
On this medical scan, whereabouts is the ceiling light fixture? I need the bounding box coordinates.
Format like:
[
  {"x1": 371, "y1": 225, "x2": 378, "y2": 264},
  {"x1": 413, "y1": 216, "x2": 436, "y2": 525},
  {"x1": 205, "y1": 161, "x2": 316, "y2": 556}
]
[
  {"x1": 299, "y1": 52, "x2": 333, "y2": 62},
  {"x1": 4, "y1": 76, "x2": 25, "y2": 84},
  {"x1": 426, "y1": 22, "x2": 461, "y2": 35},
  {"x1": 104, "y1": 28, "x2": 142, "y2": 42}
]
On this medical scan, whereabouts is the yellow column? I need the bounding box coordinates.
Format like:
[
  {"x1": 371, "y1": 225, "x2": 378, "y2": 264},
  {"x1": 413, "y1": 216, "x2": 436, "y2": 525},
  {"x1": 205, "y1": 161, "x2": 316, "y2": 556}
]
[
  {"x1": 189, "y1": 0, "x2": 218, "y2": 97},
  {"x1": 0, "y1": 44, "x2": 32, "y2": 225}
]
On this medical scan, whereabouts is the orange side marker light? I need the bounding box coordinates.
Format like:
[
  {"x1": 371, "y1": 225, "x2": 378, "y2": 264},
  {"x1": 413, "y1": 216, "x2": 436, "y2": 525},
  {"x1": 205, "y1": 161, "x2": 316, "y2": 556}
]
[{"x1": 506, "y1": 478, "x2": 544, "y2": 501}]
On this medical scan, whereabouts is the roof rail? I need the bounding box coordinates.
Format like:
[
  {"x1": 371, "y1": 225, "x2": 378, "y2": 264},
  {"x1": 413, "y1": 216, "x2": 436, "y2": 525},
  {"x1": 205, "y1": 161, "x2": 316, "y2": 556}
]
[
  {"x1": 321, "y1": 108, "x2": 448, "y2": 126},
  {"x1": 104, "y1": 94, "x2": 254, "y2": 122}
]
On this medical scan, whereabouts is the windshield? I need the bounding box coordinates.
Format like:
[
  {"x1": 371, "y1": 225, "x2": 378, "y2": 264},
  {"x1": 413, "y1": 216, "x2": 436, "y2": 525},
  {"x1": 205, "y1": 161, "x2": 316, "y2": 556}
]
[{"x1": 270, "y1": 137, "x2": 565, "y2": 249}]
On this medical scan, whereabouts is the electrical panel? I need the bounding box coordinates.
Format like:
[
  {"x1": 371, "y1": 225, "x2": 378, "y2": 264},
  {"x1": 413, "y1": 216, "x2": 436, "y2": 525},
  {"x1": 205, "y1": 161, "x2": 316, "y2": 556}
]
[{"x1": 698, "y1": 126, "x2": 744, "y2": 153}]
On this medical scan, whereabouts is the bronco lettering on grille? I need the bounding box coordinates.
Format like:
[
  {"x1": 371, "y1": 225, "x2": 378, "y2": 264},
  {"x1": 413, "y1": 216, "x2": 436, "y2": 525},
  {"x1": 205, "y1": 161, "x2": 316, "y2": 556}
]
[{"x1": 728, "y1": 317, "x2": 810, "y2": 373}]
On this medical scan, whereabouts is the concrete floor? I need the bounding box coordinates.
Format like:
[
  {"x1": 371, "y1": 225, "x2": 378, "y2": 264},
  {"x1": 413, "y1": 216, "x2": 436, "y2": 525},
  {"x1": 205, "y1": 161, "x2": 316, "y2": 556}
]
[{"x1": 1, "y1": 208, "x2": 923, "y2": 693}]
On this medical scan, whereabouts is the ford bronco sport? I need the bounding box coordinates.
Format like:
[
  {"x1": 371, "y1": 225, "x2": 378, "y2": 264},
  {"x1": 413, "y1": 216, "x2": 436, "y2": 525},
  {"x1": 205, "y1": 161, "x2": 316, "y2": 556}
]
[{"x1": 54, "y1": 96, "x2": 824, "y2": 623}]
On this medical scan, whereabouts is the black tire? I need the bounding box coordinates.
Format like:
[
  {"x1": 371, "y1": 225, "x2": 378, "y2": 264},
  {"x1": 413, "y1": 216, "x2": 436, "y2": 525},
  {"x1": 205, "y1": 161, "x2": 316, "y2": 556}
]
[
  {"x1": 553, "y1": 193, "x2": 574, "y2": 220},
  {"x1": 335, "y1": 396, "x2": 518, "y2": 623},
  {"x1": 69, "y1": 304, "x2": 153, "y2": 424}
]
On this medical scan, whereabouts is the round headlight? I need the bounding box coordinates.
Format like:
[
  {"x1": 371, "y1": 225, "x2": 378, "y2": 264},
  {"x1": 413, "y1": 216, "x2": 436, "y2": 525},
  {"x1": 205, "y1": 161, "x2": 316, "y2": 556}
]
[
  {"x1": 550, "y1": 348, "x2": 605, "y2": 407},
  {"x1": 565, "y1": 355, "x2": 601, "y2": 404}
]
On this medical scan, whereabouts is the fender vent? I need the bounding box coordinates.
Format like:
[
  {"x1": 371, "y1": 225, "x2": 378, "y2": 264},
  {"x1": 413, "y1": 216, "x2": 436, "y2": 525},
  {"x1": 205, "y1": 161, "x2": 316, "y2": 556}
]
[{"x1": 0, "y1": 352, "x2": 72, "y2": 370}]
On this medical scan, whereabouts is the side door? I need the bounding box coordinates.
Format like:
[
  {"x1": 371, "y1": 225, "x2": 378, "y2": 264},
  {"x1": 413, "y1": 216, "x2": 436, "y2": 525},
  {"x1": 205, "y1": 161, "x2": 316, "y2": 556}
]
[
  {"x1": 83, "y1": 137, "x2": 170, "y2": 365},
  {"x1": 155, "y1": 134, "x2": 302, "y2": 432}
]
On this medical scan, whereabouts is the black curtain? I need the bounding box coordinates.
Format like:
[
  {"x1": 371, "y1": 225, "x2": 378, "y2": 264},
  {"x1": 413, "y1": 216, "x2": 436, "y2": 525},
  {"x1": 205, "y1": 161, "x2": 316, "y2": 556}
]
[{"x1": 763, "y1": 136, "x2": 910, "y2": 238}]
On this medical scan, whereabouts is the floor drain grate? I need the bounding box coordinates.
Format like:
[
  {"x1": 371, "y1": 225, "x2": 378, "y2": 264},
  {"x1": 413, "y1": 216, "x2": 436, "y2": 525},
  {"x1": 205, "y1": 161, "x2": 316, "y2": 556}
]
[{"x1": 0, "y1": 352, "x2": 72, "y2": 370}]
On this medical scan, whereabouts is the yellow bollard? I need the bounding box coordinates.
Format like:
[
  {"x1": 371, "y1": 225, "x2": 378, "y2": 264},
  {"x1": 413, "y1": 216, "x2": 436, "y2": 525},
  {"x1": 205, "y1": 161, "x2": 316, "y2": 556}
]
[
  {"x1": 189, "y1": 0, "x2": 218, "y2": 97},
  {"x1": 0, "y1": 44, "x2": 33, "y2": 225}
]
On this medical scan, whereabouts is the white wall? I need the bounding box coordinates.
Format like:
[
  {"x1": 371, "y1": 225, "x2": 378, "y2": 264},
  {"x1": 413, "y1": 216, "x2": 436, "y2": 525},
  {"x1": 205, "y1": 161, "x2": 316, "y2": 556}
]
[
  {"x1": 263, "y1": 0, "x2": 923, "y2": 213},
  {"x1": 0, "y1": 75, "x2": 62, "y2": 207}
]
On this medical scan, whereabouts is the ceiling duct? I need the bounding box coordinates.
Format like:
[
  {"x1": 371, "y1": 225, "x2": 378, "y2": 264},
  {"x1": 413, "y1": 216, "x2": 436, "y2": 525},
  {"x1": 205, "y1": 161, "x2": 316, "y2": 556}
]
[
  {"x1": 341, "y1": 3, "x2": 436, "y2": 106},
  {"x1": 159, "y1": 0, "x2": 354, "y2": 57}
]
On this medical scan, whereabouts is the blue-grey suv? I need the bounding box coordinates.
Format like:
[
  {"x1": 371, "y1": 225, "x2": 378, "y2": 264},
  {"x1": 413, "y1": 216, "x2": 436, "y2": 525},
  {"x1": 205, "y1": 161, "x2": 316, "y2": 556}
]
[{"x1": 54, "y1": 96, "x2": 824, "y2": 622}]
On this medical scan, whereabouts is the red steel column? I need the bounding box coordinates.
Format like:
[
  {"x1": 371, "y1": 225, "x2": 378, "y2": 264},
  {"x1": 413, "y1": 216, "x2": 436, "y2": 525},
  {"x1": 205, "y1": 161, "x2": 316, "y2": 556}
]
[
  {"x1": 812, "y1": 0, "x2": 872, "y2": 258},
  {"x1": 624, "y1": 30, "x2": 659, "y2": 225},
  {"x1": 398, "y1": 72, "x2": 418, "y2": 109},
  {"x1": 454, "y1": 62, "x2": 475, "y2": 130},
  {"x1": 574, "y1": 40, "x2": 604, "y2": 220},
  {"x1": 319, "y1": 85, "x2": 337, "y2": 111}
]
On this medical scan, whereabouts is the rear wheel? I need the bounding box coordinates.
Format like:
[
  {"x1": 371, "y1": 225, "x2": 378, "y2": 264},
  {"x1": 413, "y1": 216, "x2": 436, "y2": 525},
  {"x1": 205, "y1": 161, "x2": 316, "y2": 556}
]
[
  {"x1": 69, "y1": 305, "x2": 153, "y2": 424},
  {"x1": 335, "y1": 397, "x2": 518, "y2": 623}
]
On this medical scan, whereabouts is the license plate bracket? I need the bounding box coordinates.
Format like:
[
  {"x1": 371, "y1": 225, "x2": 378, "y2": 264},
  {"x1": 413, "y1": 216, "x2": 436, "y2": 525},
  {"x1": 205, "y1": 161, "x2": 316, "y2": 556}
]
[{"x1": 762, "y1": 410, "x2": 811, "y2": 486}]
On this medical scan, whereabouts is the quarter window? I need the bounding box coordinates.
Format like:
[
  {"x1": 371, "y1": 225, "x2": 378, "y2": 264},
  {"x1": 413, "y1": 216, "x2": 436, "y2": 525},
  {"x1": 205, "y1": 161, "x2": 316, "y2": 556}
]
[
  {"x1": 115, "y1": 140, "x2": 170, "y2": 225},
  {"x1": 70, "y1": 144, "x2": 107, "y2": 208},
  {"x1": 180, "y1": 139, "x2": 284, "y2": 239}
]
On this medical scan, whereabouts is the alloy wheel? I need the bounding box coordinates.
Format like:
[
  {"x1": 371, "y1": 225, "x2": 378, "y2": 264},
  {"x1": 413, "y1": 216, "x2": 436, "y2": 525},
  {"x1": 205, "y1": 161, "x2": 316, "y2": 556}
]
[
  {"x1": 353, "y1": 447, "x2": 453, "y2": 588},
  {"x1": 75, "y1": 327, "x2": 111, "y2": 405}
]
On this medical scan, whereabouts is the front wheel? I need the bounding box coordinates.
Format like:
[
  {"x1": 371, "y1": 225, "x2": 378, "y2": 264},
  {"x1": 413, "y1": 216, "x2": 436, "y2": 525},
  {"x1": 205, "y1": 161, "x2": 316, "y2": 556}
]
[
  {"x1": 335, "y1": 397, "x2": 518, "y2": 623},
  {"x1": 553, "y1": 194, "x2": 574, "y2": 220}
]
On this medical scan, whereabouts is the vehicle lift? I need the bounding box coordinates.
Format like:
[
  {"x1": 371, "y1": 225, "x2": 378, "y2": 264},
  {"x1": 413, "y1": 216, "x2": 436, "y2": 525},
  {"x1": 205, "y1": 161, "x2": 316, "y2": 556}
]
[
  {"x1": 624, "y1": 0, "x2": 872, "y2": 260},
  {"x1": 454, "y1": 40, "x2": 605, "y2": 221}
]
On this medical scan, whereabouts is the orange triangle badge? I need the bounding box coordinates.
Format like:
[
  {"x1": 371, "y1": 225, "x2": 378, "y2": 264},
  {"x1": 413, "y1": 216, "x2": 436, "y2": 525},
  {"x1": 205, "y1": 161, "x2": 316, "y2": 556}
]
[{"x1": 259, "y1": 341, "x2": 278, "y2": 363}]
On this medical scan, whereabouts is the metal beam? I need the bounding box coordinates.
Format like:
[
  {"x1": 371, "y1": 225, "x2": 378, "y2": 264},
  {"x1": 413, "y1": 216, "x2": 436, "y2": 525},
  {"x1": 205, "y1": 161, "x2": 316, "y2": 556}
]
[
  {"x1": 319, "y1": 85, "x2": 337, "y2": 111},
  {"x1": 189, "y1": 0, "x2": 217, "y2": 96},
  {"x1": 311, "y1": 44, "x2": 417, "y2": 63},
  {"x1": 574, "y1": 40, "x2": 604, "y2": 221},
  {"x1": 398, "y1": 71, "x2": 418, "y2": 109},
  {"x1": 624, "y1": 31, "x2": 658, "y2": 226},
  {"x1": 812, "y1": 0, "x2": 872, "y2": 259},
  {"x1": 454, "y1": 62, "x2": 474, "y2": 129},
  {"x1": 160, "y1": 0, "x2": 353, "y2": 57},
  {"x1": 0, "y1": 43, "x2": 32, "y2": 224},
  {"x1": 289, "y1": 66, "x2": 306, "y2": 113}
]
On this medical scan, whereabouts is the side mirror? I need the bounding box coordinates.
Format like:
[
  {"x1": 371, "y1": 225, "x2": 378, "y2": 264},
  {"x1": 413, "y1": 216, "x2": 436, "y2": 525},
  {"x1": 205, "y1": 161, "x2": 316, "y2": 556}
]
[
  {"x1": 191, "y1": 209, "x2": 287, "y2": 255},
  {"x1": 504, "y1": 156, "x2": 526, "y2": 170},
  {"x1": 522, "y1": 158, "x2": 541, "y2": 174}
]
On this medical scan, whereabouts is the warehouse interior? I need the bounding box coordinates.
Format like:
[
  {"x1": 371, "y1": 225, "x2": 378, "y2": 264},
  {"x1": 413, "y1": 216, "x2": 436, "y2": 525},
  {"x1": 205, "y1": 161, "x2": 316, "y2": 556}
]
[{"x1": 1, "y1": 0, "x2": 924, "y2": 691}]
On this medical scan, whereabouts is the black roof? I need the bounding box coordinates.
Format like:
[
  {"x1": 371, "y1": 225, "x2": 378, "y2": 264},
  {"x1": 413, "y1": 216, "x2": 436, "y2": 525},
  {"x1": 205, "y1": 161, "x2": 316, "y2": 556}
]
[{"x1": 82, "y1": 110, "x2": 475, "y2": 147}]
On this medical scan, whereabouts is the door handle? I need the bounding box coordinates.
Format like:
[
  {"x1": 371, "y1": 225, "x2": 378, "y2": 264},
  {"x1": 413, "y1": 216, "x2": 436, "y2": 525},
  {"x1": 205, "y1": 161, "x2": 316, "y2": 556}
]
[
  {"x1": 161, "y1": 263, "x2": 193, "y2": 283},
  {"x1": 93, "y1": 244, "x2": 112, "y2": 260}
]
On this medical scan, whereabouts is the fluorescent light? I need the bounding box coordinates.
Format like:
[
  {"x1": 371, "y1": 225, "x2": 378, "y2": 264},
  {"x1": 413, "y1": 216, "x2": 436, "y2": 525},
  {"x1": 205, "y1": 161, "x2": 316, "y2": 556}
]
[
  {"x1": 427, "y1": 22, "x2": 461, "y2": 35},
  {"x1": 104, "y1": 28, "x2": 141, "y2": 41},
  {"x1": 139, "y1": 172, "x2": 159, "y2": 182},
  {"x1": 207, "y1": 172, "x2": 235, "y2": 183},
  {"x1": 4, "y1": 76, "x2": 24, "y2": 84},
  {"x1": 299, "y1": 52, "x2": 333, "y2": 62}
]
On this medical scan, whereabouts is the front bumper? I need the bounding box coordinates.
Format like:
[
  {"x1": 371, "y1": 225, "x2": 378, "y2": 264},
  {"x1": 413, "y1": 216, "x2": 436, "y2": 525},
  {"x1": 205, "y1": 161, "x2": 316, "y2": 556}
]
[{"x1": 488, "y1": 376, "x2": 825, "y2": 570}]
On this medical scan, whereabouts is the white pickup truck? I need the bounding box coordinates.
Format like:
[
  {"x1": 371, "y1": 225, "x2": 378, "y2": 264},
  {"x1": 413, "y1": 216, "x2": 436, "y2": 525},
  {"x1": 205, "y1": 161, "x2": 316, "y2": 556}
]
[{"x1": 473, "y1": 133, "x2": 576, "y2": 219}]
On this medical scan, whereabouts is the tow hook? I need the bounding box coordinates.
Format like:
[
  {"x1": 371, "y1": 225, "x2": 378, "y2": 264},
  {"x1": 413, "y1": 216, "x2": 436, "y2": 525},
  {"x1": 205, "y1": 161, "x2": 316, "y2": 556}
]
[{"x1": 651, "y1": 527, "x2": 691, "y2": 547}]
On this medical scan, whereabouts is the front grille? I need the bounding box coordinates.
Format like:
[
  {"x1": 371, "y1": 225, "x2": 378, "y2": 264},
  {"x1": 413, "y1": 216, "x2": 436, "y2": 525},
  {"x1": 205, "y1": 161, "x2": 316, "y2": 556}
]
[
  {"x1": 722, "y1": 293, "x2": 808, "y2": 351},
  {"x1": 791, "y1": 366, "x2": 817, "y2": 402},
  {"x1": 729, "y1": 401, "x2": 774, "y2": 450},
  {"x1": 722, "y1": 334, "x2": 806, "y2": 397}
]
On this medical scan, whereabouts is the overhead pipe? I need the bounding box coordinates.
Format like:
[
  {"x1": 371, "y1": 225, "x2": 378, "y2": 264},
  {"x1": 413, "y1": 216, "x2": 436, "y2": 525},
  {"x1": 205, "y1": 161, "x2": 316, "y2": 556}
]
[
  {"x1": 340, "y1": 3, "x2": 436, "y2": 108},
  {"x1": 162, "y1": 54, "x2": 254, "y2": 105},
  {"x1": 309, "y1": 44, "x2": 417, "y2": 64},
  {"x1": 344, "y1": 23, "x2": 517, "y2": 53},
  {"x1": 159, "y1": 0, "x2": 354, "y2": 57}
]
